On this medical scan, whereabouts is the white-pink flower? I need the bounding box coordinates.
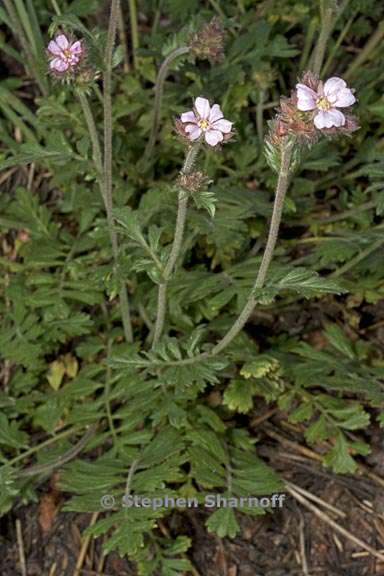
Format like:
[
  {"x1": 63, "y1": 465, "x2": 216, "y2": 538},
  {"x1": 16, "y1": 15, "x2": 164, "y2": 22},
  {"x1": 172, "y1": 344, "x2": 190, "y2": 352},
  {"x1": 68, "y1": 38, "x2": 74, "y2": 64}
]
[
  {"x1": 180, "y1": 97, "x2": 233, "y2": 146},
  {"x1": 47, "y1": 34, "x2": 83, "y2": 74},
  {"x1": 296, "y1": 77, "x2": 356, "y2": 130}
]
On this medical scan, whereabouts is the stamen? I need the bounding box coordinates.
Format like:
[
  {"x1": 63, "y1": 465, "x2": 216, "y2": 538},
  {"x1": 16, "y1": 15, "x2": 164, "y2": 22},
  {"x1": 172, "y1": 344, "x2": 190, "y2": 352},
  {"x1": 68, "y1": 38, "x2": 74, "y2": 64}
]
[
  {"x1": 198, "y1": 119, "x2": 209, "y2": 130},
  {"x1": 316, "y1": 96, "x2": 331, "y2": 111}
]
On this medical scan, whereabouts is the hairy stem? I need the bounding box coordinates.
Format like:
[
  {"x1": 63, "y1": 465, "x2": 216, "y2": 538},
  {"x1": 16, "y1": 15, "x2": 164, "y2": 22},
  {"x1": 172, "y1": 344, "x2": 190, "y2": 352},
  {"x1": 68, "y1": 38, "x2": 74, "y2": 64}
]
[
  {"x1": 145, "y1": 45, "x2": 190, "y2": 159},
  {"x1": 152, "y1": 144, "x2": 200, "y2": 346},
  {"x1": 210, "y1": 139, "x2": 294, "y2": 356},
  {"x1": 104, "y1": 0, "x2": 133, "y2": 343},
  {"x1": 77, "y1": 89, "x2": 132, "y2": 341}
]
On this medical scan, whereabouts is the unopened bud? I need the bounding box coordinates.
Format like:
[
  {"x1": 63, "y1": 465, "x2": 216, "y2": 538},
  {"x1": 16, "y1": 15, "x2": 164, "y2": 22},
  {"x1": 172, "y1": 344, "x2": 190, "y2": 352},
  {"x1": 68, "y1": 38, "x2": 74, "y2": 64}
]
[{"x1": 189, "y1": 18, "x2": 225, "y2": 63}]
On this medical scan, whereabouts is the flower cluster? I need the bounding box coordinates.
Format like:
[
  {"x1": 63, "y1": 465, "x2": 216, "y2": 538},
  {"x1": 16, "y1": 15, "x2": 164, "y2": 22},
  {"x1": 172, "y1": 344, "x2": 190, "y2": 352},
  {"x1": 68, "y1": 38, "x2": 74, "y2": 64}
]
[
  {"x1": 267, "y1": 72, "x2": 358, "y2": 147},
  {"x1": 177, "y1": 97, "x2": 233, "y2": 147},
  {"x1": 47, "y1": 33, "x2": 84, "y2": 76}
]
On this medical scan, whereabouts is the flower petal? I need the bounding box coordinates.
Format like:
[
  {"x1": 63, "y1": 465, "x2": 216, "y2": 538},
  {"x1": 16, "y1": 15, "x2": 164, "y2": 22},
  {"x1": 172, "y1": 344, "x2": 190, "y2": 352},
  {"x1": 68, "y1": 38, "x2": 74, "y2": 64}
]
[
  {"x1": 296, "y1": 83, "x2": 317, "y2": 111},
  {"x1": 323, "y1": 77, "x2": 347, "y2": 98},
  {"x1": 314, "y1": 109, "x2": 345, "y2": 129},
  {"x1": 181, "y1": 111, "x2": 197, "y2": 124},
  {"x1": 333, "y1": 88, "x2": 356, "y2": 108},
  {"x1": 209, "y1": 104, "x2": 224, "y2": 123},
  {"x1": 70, "y1": 40, "x2": 83, "y2": 55},
  {"x1": 204, "y1": 129, "x2": 223, "y2": 146},
  {"x1": 194, "y1": 97, "x2": 210, "y2": 120},
  {"x1": 185, "y1": 125, "x2": 202, "y2": 140},
  {"x1": 47, "y1": 40, "x2": 62, "y2": 55},
  {"x1": 212, "y1": 118, "x2": 232, "y2": 133},
  {"x1": 49, "y1": 57, "x2": 69, "y2": 72},
  {"x1": 68, "y1": 55, "x2": 80, "y2": 65},
  {"x1": 326, "y1": 109, "x2": 346, "y2": 127},
  {"x1": 55, "y1": 34, "x2": 69, "y2": 50}
]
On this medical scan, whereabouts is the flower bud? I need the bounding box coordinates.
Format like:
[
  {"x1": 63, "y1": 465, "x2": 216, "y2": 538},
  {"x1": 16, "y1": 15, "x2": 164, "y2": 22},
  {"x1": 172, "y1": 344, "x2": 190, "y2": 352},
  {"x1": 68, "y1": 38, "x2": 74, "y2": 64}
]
[
  {"x1": 189, "y1": 18, "x2": 225, "y2": 63},
  {"x1": 178, "y1": 170, "x2": 210, "y2": 194}
]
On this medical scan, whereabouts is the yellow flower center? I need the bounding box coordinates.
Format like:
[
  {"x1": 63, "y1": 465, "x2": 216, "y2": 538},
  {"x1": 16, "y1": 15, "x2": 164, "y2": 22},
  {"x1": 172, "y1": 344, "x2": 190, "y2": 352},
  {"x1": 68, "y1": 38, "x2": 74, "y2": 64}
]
[
  {"x1": 316, "y1": 96, "x2": 331, "y2": 111},
  {"x1": 198, "y1": 119, "x2": 209, "y2": 130}
]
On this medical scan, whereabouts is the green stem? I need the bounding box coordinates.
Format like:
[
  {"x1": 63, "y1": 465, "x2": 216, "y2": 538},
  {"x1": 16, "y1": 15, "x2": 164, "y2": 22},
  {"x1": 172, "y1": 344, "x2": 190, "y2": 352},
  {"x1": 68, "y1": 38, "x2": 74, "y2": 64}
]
[
  {"x1": 322, "y1": 13, "x2": 355, "y2": 77},
  {"x1": 345, "y1": 21, "x2": 384, "y2": 80},
  {"x1": 331, "y1": 238, "x2": 384, "y2": 278},
  {"x1": 104, "y1": 0, "x2": 133, "y2": 343},
  {"x1": 207, "y1": 0, "x2": 226, "y2": 19},
  {"x1": 311, "y1": 2, "x2": 335, "y2": 76},
  {"x1": 50, "y1": 0, "x2": 61, "y2": 15},
  {"x1": 76, "y1": 90, "x2": 103, "y2": 178},
  {"x1": 256, "y1": 89, "x2": 265, "y2": 143},
  {"x1": 77, "y1": 90, "x2": 132, "y2": 341},
  {"x1": 210, "y1": 139, "x2": 294, "y2": 356},
  {"x1": 128, "y1": 0, "x2": 139, "y2": 69},
  {"x1": 299, "y1": 17, "x2": 317, "y2": 72},
  {"x1": 117, "y1": 1, "x2": 130, "y2": 72},
  {"x1": 151, "y1": 144, "x2": 200, "y2": 346},
  {"x1": 145, "y1": 45, "x2": 190, "y2": 159},
  {"x1": 5, "y1": 425, "x2": 81, "y2": 468},
  {"x1": 19, "y1": 425, "x2": 97, "y2": 477},
  {"x1": 311, "y1": 0, "x2": 351, "y2": 77},
  {"x1": 101, "y1": 300, "x2": 118, "y2": 448}
]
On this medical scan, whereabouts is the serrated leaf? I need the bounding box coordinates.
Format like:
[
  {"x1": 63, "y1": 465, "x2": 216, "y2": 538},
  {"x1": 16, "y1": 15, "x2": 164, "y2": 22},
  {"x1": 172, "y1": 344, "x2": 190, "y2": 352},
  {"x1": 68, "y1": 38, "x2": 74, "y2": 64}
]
[
  {"x1": 206, "y1": 507, "x2": 240, "y2": 538},
  {"x1": 0, "y1": 414, "x2": 28, "y2": 449},
  {"x1": 323, "y1": 433, "x2": 357, "y2": 474},
  {"x1": 324, "y1": 324, "x2": 355, "y2": 359},
  {"x1": 223, "y1": 379, "x2": 254, "y2": 413}
]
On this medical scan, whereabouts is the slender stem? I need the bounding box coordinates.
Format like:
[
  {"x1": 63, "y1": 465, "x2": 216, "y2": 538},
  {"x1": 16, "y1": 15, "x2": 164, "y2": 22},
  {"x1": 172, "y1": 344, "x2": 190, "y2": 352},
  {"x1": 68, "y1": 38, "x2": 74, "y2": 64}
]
[
  {"x1": 256, "y1": 89, "x2": 265, "y2": 143},
  {"x1": 77, "y1": 90, "x2": 132, "y2": 341},
  {"x1": 50, "y1": 0, "x2": 61, "y2": 15},
  {"x1": 19, "y1": 425, "x2": 97, "y2": 477},
  {"x1": 331, "y1": 237, "x2": 384, "y2": 278},
  {"x1": 104, "y1": 334, "x2": 118, "y2": 447},
  {"x1": 125, "y1": 458, "x2": 139, "y2": 494},
  {"x1": 299, "y1": 17, "x2": 317, "y2": 72},
  {"x1": 311, "y1": 3, "x2": 334, "y2": 76},
  {"x1": 210, "y1": 139, "x2": 294, "y2": 356},
  {"x1": 128, "y1": 0, "x2": 139, "y2": 69},
  {"x1": 117, "y1": 1, "x2": 130, "y2": 73},
  {"x1": 104, "y1": 0, "x2": 133, "y2": 343},
  {"x1": 208, "y1": 0, "x2": 226, "y2": 19},
  {"x1": 151, "y1": 144, "x2": 200, "y2": 346},
  {"x1": 76, "y1": 90, "x2": 103, "y2": 178},
  {"x1": 322, "y1": 13, "x2": 355, "y2": 77},
  {"x1": 311, "y1": 0, "x2": 351, "y2": 77},
  {"x1": 345, "y1": 20, "x2": 384, "y2": 80},
  {"x1": 144, "y1": 45, "x2": 190, "y2": 159},
  {"x1": 140, "y1": 139, "x2": 294, "y2": 363},
  {"x1": 5, "y1": 426, "x2": 79, "y2": 468}
]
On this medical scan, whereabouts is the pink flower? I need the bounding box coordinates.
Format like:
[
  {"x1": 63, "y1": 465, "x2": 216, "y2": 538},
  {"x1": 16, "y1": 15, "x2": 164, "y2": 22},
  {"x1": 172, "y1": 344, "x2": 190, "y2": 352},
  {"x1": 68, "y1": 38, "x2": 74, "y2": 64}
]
[
  {"x1": 180, "y1": 97, "x2": 233, "y2": 146},
  {"x1": 296, "y1": 77, "x2": 356, "y2": 130},
  {"x1": 47, "y1": 34, "x2": 83, "y2": 74}
]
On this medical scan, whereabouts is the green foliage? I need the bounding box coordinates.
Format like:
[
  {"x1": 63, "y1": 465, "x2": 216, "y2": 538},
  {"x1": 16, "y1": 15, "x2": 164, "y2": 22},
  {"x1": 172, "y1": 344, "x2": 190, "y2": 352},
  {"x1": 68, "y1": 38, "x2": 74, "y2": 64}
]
[{"x1": 1, "y1": 0, "x2": 384, "y2": 573}]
